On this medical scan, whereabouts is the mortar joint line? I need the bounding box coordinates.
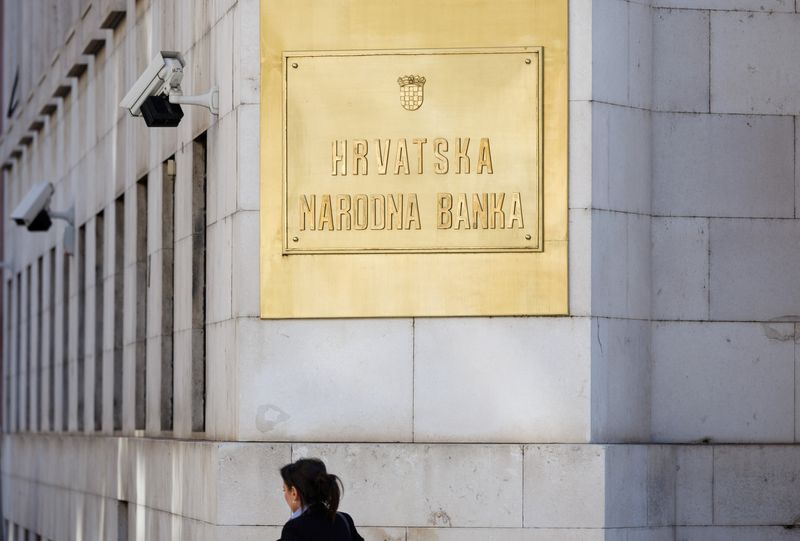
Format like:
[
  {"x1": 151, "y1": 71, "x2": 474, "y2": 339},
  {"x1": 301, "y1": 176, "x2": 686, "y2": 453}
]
[
  {"x1": 711, "y1": 446, "x2": 716, "y2": 526},
  {"x1": 521, "y1": 444, "x2": 525, "y2": 528},
  {"x1": 707, "y1": 11, "x2": 712, "y2": 114},
  {"x1": 411, "y1": 318, "x2": 416, "y2": 444}
]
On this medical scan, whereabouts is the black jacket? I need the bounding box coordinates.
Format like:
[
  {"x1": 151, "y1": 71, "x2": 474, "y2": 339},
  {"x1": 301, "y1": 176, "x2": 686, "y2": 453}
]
[{"x1": 278, "y1": 505, "x2": 364, "y2": 541}]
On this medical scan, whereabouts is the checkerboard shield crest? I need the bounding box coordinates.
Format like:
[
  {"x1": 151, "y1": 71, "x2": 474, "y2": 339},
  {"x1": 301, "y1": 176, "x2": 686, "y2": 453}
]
[{"x1": 397, "y1": 75, "x2": 426, "y2": 111}]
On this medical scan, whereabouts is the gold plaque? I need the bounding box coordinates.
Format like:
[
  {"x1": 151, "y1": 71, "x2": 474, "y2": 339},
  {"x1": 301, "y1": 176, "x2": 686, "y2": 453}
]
[
  {"x1": 284, "y1": 48, "x2": 543, "y2": 254},
  {"x1": 261, "y1": 0, "x2": 568, "y2": 318}
]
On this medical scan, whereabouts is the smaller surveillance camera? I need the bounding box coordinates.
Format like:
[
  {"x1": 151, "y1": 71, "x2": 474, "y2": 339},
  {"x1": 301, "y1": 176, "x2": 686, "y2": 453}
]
[
  {"x1": 11, "y1": 181, "x2": 55, "y2": 231},
  {"x1": 10, "y1": 182, "x2": 74, "y2": 236},
  {"x1": 120, "y1": 51, "x2": 218, "y2": 127}
]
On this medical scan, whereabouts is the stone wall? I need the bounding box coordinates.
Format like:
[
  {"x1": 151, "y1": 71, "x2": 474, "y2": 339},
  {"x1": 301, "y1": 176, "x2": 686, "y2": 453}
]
[
  {"x1": 1, "y1": 0, "x2": 799, "y2": 540},
  {"x1": 649, "y1": 1, "x2": 800, "y2": 446}
]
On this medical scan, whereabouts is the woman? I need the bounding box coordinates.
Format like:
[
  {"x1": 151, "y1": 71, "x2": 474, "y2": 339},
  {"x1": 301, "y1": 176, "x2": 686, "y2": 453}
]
[{"x1": 278, "y1": 458, "x2": 364, "y2": 541}]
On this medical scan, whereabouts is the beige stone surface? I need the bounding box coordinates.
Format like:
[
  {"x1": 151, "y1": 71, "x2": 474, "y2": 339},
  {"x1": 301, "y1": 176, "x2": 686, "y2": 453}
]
[
  {"x1": 592, "y1": 103, "x2": 652, "y2": 214},
  {"x1": 653, "y1": 322, "x2": 795, "y2": 443},
  {"x1": 523, "y1": 445, "x2": 606, "y2": 528},
  {"x1": 238, "y1": 318, "x2": 414, "y2": 442},
  {"x1": 710, "y1": 219, "x2": 800, "y2": 321},
  {"x1": 651, "y1": 217, "x2": 709, "y2": 321},
  {"x1": 714, "y1": 446, "x2": 800, "y2": 526},
  {"x1": 711, "y1": 12, "x2": 800, "y2": 114},
  {"x1": 653, "y1": 8, "x2": 709, "y2": 113},
  {"x1": 653, "y1": 113, "x2": 794, "y2": 218},
  {"x1": 414, "y1": 317, "x2": 591, "y2": 442},
  {"x1": 294, "y1": 443, "x2": 524, "y2": 528},
  {"x1": 591, "y1": 318, "x2": 651, "y2": 442}
]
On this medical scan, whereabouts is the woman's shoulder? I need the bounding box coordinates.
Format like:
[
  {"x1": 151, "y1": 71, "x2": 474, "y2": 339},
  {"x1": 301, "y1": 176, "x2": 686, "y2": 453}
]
[
  {"x1": 280, "y1": 509, "x2": 362, "y2": 541},
  {"x1": 279, "y1": 518, "x2": 303, "y2": 541},
  {"x1": 336, "y1": 511, "x2": 364, "y2": 541}
]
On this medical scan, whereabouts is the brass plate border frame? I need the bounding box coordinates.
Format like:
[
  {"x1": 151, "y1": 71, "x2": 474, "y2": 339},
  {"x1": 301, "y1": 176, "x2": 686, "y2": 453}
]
[{"x1": 280, "y1": 47, "x2": 545, "y2": 256}]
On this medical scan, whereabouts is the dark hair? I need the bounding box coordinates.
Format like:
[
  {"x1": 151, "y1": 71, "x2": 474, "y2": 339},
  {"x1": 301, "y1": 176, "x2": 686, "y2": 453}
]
[{"x1": 280, "y1": 458, "x2": 343, "y2": 520}]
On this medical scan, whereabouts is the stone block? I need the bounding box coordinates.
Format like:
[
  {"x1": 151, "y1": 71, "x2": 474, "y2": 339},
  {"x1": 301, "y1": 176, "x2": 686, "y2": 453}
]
[
  {"x1": 238, "y1": 318, "x2": 413, "y2": 441},
  {"x1": 605, "y1": 528, "x2": 675, "y2": 541},
  {"x1": 211, "y1": 12, "x2": 235, "y2": 119},
  {"x1": 628, "y1": 2, "x2": 653, "y2": 110},
  {"x1": 710, "y1": 219, "x2": 800, "y2": 321},
  {"x1": 119, "y1": 438, "x2": 217, "y2": 524},
  {"x1": 652, "y1": 322, "x2": 795, "y2": 442},
  {"x1": 354, "y1": 528, "x2": 408, "y2": 541},
  {"x1": 593, "y1": 0, "x2": 628, "y2": 106},
  {"x1": 605, "y1": 446, "x2": 649, "y2": 528},
  {"x1": 414, "y1": 317, "x2": 590, "y2": 443},
  {"x1": 206, "y1": 217, "x2": 233, "y2": 324},
  {"x1": 676, "y1": 526, "x2": 800, "y2": 540},
  {"x1": 711, "y1": 12, "x2": 800, "y2": 114},
  {"x1": 130, "y1": 108, "x2": 151, "y2": 184},
  {"x1": 174, "y1": 146, "x2": 194, "y2": 242},
  {"x1": 408, "y1": 529, "x2": 604, "y2": 541},
  {"x1": 653, "y1": 113, "x2": 794, "y2": 218},
  {"x1": 569, "y1": 208, "x2": 592, "y2": 317},
  {"x1": 569, "y1": 0, "x2": 592, "y2": 103},
  {"x1": 294, "y1": 443, "x2": 523, "y2": 528},
  {"x1": 524, "y1": 445, "x2": 649, "y2": 528},
  {"x1": 569, "y1": 101, "x2": 592, "y2": 210},
  {"x1": 231, "y1": 211, "x2": 259, "y2": 318},
  {"x1": 34, "y1": 482, "x2": 58, "y2": 540},
  {"x1": 645, "y1": 447, "x2": 678, "y2": 527},
  {"x1": 591, "y1": 318, "x2": 651, "y2": 442},
  {"x1": 675, "y1": 446, "x2": 713, "y2": 526},
  {"x1": 236, "y1": 105, "x2": 259, "y2": 211},
  {"x1": 653, "y1": 8, "x2": 709, "y2": 112},
  {"x1": 714, "y1": 446, "x2": 800, "y2": 525},
  {"x1": 122, "y1": 262, "x2": 138, "y2": 345},
  {"x1": 216, "y1": 442, "x2": 291, "y2": 525},
  {"x1": 171, "y1": 328, "x2": 192, "y2": 436},
  {"x1": 173, "y1": 236, "x2": 193, "y2": 333},
  {"x1": 144, "y1": 334, "x2": 163, "y2": 434},
  {"x1": 215, "y1": 527, "x2": 284, "y2": 541},
  {"x1": 592, "y1": 103, "x2": 651, "y2": 214},
  {"x1": 797, "y1": 118, "x2": 800, "y2": 218},
  {"x1": 591, "y1": 210, "x2": 651, "y2": 319},
  {"x1": 145, "y1": 249, "x2": 163, "y2": 340},
  {"x1": 651, "y1": 217, "x2": 709, "y2": 321},
  {"x1": 54, "y1": 361, "x2": 67, "y2": 432},
  {"x1": 207, "y1": 111, "x2": 238, "y2": 225},
  {"x1": 130, "y1": 500, "x2": 215, "y2": 541},
  {"x1": 206, "y1": 320, "x2": 237, "y2": 441},
  {"x1": 233, "y1": 0, "x2": 261, "y2": 106},
  {"x1": 144, "y1": 165, "x2": 164, "y2": 255},
  {"x1": 121, "y1": 338, "x2": 137, "y2": 433},
  {"x1": 67, "y1": 357, "x2": 79, "y2": 432},
  {"x1": 654, "y1": 0, "x2": 793, "y2": 9}
]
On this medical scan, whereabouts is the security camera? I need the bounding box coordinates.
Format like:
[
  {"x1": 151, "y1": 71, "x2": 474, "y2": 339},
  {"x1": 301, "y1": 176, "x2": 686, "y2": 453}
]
[
  {"x1": 11, "y1": 181, "x2": 55, "y2": 230},
  {"x1": 120, "y1": 51, "x2": 219, "y2": 127},
  {"x1": 10, "y1": 181, "x2": 74, "y2": 233}
]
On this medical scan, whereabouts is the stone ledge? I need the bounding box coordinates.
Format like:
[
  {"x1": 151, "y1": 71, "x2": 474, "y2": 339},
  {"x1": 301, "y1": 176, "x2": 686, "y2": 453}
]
[{"x1": 3, "y1": 436, "x2": 800, "y2": 533}]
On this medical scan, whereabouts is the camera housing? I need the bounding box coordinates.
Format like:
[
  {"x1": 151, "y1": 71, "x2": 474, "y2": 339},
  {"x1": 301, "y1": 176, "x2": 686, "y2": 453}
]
[
  {"x1": 119, "y1": 51, "x2": 185, "y2": 119},
  {"x1": 140, "y1": 95, "x2": 184, "y2": 127},
  {"x1": 11, "y1": 181, "x2": 55, "y2": 230},
  {"x1": 120, "y1": 51, "x2": 218, "y2": 127}
]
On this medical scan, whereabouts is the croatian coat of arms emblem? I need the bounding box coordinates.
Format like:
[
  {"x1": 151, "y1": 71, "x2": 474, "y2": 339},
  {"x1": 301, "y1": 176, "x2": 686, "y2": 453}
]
[{"x1": 397, "y1": 75, "x2": 426, "y2": 111}]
